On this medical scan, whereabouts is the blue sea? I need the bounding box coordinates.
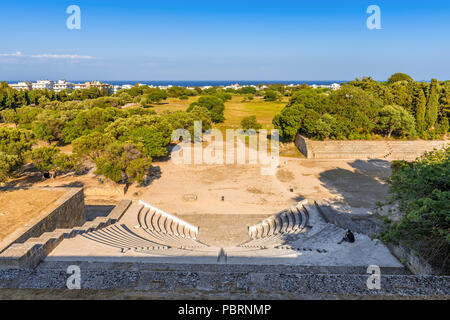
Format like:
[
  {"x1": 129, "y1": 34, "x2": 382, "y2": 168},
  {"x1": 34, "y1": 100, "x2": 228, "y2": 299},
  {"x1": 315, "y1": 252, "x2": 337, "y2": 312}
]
[
  {"x1": 6, "y1": 80, "x2": 347, "y2": 87},
  {"x1": 92, "y1": 80, "x2": 347, "y2": 87}
]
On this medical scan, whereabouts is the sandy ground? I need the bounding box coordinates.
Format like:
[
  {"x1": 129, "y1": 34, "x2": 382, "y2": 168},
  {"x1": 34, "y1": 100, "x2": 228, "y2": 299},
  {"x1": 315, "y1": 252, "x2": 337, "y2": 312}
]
[
  {"x1": 135, "y1": 157, "x2": 391, "y2": 217},
  {"x1": 1, "y1": 141, "x2": 392, "y2": 244},
  {"x1": 0, "y1": 189, "x2": 65, "y2": 242},
  {"x1": 6, "y1": 155, "x2": 391, "y2": 217}
]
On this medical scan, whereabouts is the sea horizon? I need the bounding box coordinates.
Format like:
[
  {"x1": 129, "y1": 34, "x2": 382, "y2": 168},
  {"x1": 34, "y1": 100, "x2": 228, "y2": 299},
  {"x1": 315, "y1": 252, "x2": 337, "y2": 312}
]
[{"x1": 5, "y1": 80, "x2": 350, "y2": 87}]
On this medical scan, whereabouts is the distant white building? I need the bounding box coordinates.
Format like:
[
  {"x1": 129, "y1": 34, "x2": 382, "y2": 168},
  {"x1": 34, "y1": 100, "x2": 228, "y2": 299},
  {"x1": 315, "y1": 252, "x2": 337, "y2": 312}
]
[
  {"x1": 311, "y1": 83, "x2": 341, "y2": 90},
  {"x1": 157, "y1": 85, "x2": 172, "y2": 90},
  {"x1": 330, "y1": 83, "x2": 341, "y2": 90},
  {"x1": 73, "y1": 83, "x2": 87, "y2": 90},
  {"x1": 9, "y1": 81, "x2": 32, "y2": 91},
  {"x1": 224, "y1": 83, "x2": 241, "y2": 90},
  {"x1": 72, "y1": 81, "x2": 112, "y2": 93},
  {"x1": 53, "y1": 79, "x2": 74, "y2": 92},
  {"x1": 121, "y1": 84, "x2": 133, "y2": 90},
  {"x1": 112, "y1": 85, "x2": 122, "y2": 94},
  {"x1": 32, "y1": 80, "x2": 54, "y2": 91}
]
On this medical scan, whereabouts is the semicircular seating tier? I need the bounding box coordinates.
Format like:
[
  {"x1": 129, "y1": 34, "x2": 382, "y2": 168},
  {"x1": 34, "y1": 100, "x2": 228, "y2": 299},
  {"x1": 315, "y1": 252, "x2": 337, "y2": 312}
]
[
  {"x1": 80, "y1": 201, "x2": 210, "y2": 252},
  {"x1": 136, "y1": 200, "x2": 209, "y2": 250},
  {"x1": 239, "y1": 200, "x2": 310, "y2": 249}
]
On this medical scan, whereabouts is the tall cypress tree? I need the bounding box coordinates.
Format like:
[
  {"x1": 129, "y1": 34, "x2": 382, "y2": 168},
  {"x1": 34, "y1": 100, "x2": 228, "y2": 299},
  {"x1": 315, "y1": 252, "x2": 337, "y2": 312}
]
[
  {"x1": 439, "y1": 81, "x2": 450, "y2": 119},
  {"x1": 425, "y1": 79, "x2": 440, "y2": 129},
  {"x1": 413, "y1": 85, "x2": 427, "y2": 135}
]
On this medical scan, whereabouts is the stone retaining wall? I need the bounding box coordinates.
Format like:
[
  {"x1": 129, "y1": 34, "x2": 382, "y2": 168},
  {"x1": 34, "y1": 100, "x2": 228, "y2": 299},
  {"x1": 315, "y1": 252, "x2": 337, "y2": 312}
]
[
  {"x1": 0, "y1": 199, "x2": 132, "y2": 269},
  {"x1": 295, "y1": 134, "x2": 448, "y2": 160},
  {"x1": 0, "y1": 262, "x2": 448, "y2": 298},
  {"x1": 314, "y1": 201, "x2": 380, "y2": 236},
  {"x1": 294, "y1": 134, "x2": 311, "y2": 158},
  {"x1": 387, "y1": 244, "x2": 439, "y2": 275},
  {"x1": 0, "y1": 188, "x2": 85, "y2": 254}
]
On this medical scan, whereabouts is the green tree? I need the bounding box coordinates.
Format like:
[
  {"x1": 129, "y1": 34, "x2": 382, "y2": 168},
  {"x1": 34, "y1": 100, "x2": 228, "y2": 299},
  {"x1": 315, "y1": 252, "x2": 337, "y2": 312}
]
[
  {"x1": 314, "y1": 114, "x2": 337, "y2": 140},
  {"x1": 188, "y1": 96, "x2": 225, "y2": 123},
  {"x1": 238, "y1": 86, "x2": 257, "y2": 95},
  {"x1": 377, "y1": 105, "x2": 416, "y2": 138},
  {"x1": 188, "y1": 106, "x2": 212, "y2": 132},
  {"x1": 146, "y1": 89, "x2": 168, "y2": 104},
  {"x1": 72, "y1": 132, "x2": 112, "y2": 162},
  {"x1": 272, "y1": 104, "x2": 306, "y2": 142},
  {"x1": 241, "y1": 115, "x2": 262, "y2": 131},
  {"x1": 30, "y1": 146, "x2": 60, "y2": 173},
  {"x1": 95, "y1": 141, "x2": 152, "y2": 184},
  {"x1": 62, "y1": 107, "x2": 120, "y2": 143},
  {"x1": 387, "y1": 73, "x2": 413, "y2": 84},
  {"x1": 412, "y1": 85, "x2": 427, "y2": 135},
  {"x1": 32, "y1": 110, "x2": 66, "y2": 143},
  {"x1": 0, "y1": 109, "x2": 19, "y2": 125},
  {"x1": 0, "y1": 152, "x2": 21, "y2": 183},
  {"x1": 264, "y1": 90, "x2": 278, "y2": 102},
  {"x1": 0, "y1": 127, "x2": 34, "y2": 182},
  {"x1": 425, "y1": 79, "x2": 440, "y2": 129},
  {"x1": 379, "y1": 147, "x2": 450, "y2": 272},
  {"x1": 105, "y1": 115, "x2": 172, "y2": 158},
  {"x1": 0, "y1": 127, "x2": 34, "y2": 160}
]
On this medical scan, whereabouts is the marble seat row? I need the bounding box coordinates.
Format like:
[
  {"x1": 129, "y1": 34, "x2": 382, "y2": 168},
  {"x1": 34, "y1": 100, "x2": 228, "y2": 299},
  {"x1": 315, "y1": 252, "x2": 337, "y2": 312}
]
[
  {"x1": 248, "y1": 202, "x2": 309, "y2": 239},
  {"x1": 135, "y1": 201, "x2": 208, "y2": 250}
]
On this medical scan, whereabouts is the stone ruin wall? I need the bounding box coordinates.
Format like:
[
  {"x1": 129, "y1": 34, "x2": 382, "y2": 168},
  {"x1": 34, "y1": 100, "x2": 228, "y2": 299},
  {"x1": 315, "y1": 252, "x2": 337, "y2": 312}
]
[{"x1": 295, "y1": 134, "x2": 448, "y2": 160}]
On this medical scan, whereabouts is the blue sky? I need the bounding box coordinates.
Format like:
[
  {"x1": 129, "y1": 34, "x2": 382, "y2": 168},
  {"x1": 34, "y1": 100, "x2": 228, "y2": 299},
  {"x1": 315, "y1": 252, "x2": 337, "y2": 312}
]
[{"x1": 1, "y1": 0, "x2": 449, "y2": 81}]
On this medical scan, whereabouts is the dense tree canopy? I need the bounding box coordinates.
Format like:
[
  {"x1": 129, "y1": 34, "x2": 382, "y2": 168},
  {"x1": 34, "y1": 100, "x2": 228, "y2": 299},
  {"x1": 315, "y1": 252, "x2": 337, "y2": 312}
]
[
  {"x1": 379, "y1": 146, "x2": 450, "y2": 273},
  {"x1": 0, "y1": 127, "x2": 34, "y2": 182},
  {"x1": 241, "y1": 115, "x2": 262, "y2": 131},
  {"x1": 377, "y1": 105, "x2": 416, "y2": 138},
  {"x1": 274, "y1": 75, "x2": 449, "y2": 141},
  {"x1": 387, "y1": 73, "x2": 414, "y2": 84},
  {"x1": 188, "y1": 95, "x2": 225, "y2": 123},
  {"x1": 1, "y1": 77, "x2": 448, "y2": 186}
]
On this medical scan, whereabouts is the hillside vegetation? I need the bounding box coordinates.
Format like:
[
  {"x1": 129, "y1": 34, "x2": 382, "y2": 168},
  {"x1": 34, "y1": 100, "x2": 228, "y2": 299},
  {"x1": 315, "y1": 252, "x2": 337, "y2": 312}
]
[
  {"x1": 379, "y1": 146, "x2": 450, "y2": 273},
  {"x1": 273, "y1": 75, "x2": 449, "y2": 141},
  {"x1": 0, "y1": 81, "x2": 296, "y2": 184}
]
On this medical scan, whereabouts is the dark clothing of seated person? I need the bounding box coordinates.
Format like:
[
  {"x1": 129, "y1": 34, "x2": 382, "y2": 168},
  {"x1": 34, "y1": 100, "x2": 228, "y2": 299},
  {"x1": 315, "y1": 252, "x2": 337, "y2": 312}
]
[{"x1": 338, "y1": 230, "x2": 355, "y2": 244}]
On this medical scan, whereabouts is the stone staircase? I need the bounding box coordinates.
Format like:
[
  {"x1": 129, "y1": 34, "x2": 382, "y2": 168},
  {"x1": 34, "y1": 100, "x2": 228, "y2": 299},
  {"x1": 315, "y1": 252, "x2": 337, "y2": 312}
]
[
  {"x1": 0, "y1": 200, "x2": 133, "y2": 269},
  {"x1": 240, "y1": 200, "x2": 310, "y2": 249},
  {"x1": 82, "y1": 224, "x2": 170, "y2": 253},
  {"x1": 46, "y1": 201, "x2": 210, "y2": 258},
  {"x1": 296, "y1": 134, "x2": 448, "y2": 160},
  {"x1": 310, "y1": 141, "x2": 390, "y2": 159},
  {"x1": 0, "y1": 217, "x2": 116, "y2": 269}
]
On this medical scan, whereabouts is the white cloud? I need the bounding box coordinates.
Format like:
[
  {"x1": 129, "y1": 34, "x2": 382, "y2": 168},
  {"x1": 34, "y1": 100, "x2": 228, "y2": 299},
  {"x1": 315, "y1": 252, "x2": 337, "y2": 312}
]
[
  {"x1": 0, "y1": 52, "x2": 95, "y2": 60},
  {"x1": 30, "y1": 54, "x2": 94, "y2": 60},
  {"x1": 0, "y1": 51, "x2": 23, "y2": 57}
]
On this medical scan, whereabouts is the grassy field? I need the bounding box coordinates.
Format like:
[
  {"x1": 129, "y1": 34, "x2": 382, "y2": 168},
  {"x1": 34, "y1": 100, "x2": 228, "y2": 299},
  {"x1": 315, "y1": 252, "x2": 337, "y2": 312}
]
[
  {"x1": 152, "y1": 95, "x2": 301, "y2": 158},
  {"x1": 220, "y1": 96, "x2": 288, "y2": 130},
  {"x1": 152, "y1": 95, "x2": 288, "y2": 131},
  {"x1": 150, "y1": 97, "x2": 197, "y2": 113}
]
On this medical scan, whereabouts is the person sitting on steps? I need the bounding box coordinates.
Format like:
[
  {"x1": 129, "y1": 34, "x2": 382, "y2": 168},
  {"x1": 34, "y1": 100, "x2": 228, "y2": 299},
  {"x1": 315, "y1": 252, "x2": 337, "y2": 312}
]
[{"x1": 338, "y1": 230, "x2": 355, "y2": 244}]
